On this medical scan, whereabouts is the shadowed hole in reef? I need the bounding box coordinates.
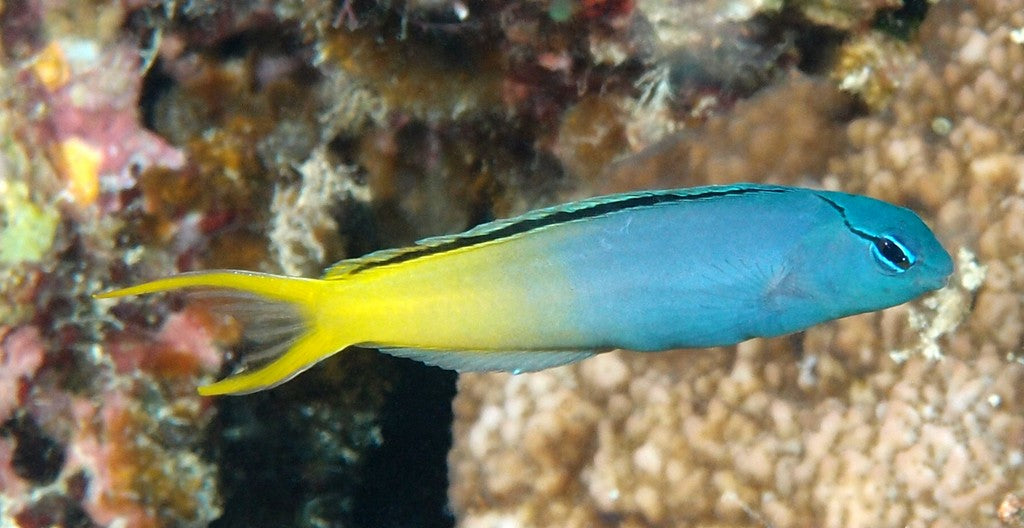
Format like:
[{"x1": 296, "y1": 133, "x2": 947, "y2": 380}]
[
  {"x1": 352, "y1": 357, "x2": 457, "y2": 528},
  {"x1": 208, "y1": 348, "x2": 393, "y2": 528},
  {"x1": 1, "y1": 412, "x2": 65, "y2": 485},
  {"x1": 873, "y1": 0, "x2": 929, "y2": 40},
  {"x1": 206, "y1": 347, "x2": 457, "y2": 528}
]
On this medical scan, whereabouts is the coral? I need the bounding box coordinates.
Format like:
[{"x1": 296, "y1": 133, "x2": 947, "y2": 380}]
[
  {"x1": 598, "y1": 73, "x2": 853, "y2": 192},
  {"x1": 0, "y1": 326, "x2": 45, "y2": 424},
  {"x1": 449, "y1": 1, "x2": 1024, "y2": 527},
  {"x1": 1, "y1": 325, "x2": 223, "y2": 528},
  {"x1": 451, "y1": 269, "x2": 1020, "y2": 528},
  {"x1": 0, "y1": 3, "x2": 231, "y2": 528},
  {"x1": 831, "y1": 30, "x2": 914, "y2": 111},
  {"x1": 53, "y1": 136, "x2": 103, "y2": 205},
  {"x1": 62, "y1": 389, "x2": 221, "y2": 527},
  {"x1": 0, "y1": 180, "x2": 59, "y2": 265},
  {"x1": 553, "y1": 94, "x2": 630, "y2": 184},
  {"x1": 792, "y1": 0, "x2": 901, "y2": 30},
  {"x1": 268, "y1": 146, "x2": 369, "y2": 277},
  {"x1": 319, "y1": 26, "x2": 505, "y2": 121},
  {"x1": 17, "y1": 39, "x2": 186, "y2": 207},
  {"x1": 1000, "y1": 493, "x2": 1024, "y2": 527}
]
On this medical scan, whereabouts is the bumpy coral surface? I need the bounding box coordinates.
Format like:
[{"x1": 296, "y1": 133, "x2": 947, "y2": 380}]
[
  {"x1": 0, "y1": 2, "x2": 224, "y2": 525},
  {"x1": 449, "y1": 1, "x2": 1024, "y2": 527}
]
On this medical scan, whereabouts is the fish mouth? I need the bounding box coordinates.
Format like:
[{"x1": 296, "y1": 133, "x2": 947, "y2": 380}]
[
  {"x1": 917, "y1": 252, "x2": 955, "y2": 291},
  {"x1": 922, "y1": 274, "x2": 950, "y2": 291}
]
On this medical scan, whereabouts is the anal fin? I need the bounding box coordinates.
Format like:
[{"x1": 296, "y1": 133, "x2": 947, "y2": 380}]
[{"x1": 377, "y1": 347, "x2": 599, "y2": 373}]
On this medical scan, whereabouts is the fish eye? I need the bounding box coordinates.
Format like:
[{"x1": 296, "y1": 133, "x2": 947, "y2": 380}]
[{"x1": 871, "y1": 235, "x2": 915, "y2": 273}]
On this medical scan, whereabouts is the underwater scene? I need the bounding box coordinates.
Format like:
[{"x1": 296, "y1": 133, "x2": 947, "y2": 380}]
[{"x1": 0, "y1": 0, "x2": 1022, "y2": 527}]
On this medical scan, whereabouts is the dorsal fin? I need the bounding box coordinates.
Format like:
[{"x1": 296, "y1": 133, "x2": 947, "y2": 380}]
[
  {"x1": 322, "y1": 195, "x2": 618, "y2": 279},
  {"x1": 323, "y1": 184, "x2": 789, "y2": 279}
]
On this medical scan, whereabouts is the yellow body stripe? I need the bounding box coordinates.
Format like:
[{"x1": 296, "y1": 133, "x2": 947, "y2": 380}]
[
  {"x1": 97, "y1": 227, "x2": 580, "y2": 395},
  {"x1": 326, "y1": 229, "x2": 577, "y2": 350}
]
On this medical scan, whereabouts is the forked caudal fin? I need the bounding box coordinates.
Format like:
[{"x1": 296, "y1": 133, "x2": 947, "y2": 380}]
[
  {"x1": 97, "y1": 271, "x2": 603, "y2": 395},
  {"x1": 94, "y1": 271, "x2": 348, "y2": 396}
]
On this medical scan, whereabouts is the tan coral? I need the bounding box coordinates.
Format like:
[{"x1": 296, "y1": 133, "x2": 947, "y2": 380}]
[
  {"x1": 831, "y1": 31, "x2": 915, "y2": 111},
  {"x1": 268, "y1": 146, "x2": 369, "y2": 276},
  {"x1": 452, "y1": 288, "x2": 1024, "y2": 527},
  {"x1": 599, "y1": 73, "x2": 852, "y2": 193},
  {"x1": 449, "y1": 0, "x2": 1024, "y2": 526},
  {"x1": 794, "y1": 0, "x2": 901, "y2": 30}
]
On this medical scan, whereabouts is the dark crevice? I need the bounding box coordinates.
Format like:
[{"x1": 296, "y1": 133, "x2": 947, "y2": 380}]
[
  {"x1": 873, "y1": 0, "x2": 930, "y2": 40},
  {"x1": 139, "y1": 58, "x2": 174, "y2": 132},
  {"x1": 351, "y1": 358, "x2": 458, "y2": 528},
  {"x1": 786, "y1": 19, "x2": 847, "y2": 75},
  {"x1": 0, "y1": 412, "x2": 66, "y2": 485},
  {"x1": 207, "y1": 349, "x2": 394, "y2": 528}
]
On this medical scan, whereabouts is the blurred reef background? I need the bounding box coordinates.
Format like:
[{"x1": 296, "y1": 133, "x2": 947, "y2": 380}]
[{"x1": 0, "y1": 0, "x2": 1022, "y2": 527}]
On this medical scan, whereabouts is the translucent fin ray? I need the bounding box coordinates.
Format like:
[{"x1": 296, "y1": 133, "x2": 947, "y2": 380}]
[
  {"x1": 95, "y1": 271, "x2": 349, "y2": 396},
  {"x1": 198, "y1": 330, "x2": 339, "y2": 396},
  {"x1": 378, "y1": 347, "x2": 598, "y2": 373}
]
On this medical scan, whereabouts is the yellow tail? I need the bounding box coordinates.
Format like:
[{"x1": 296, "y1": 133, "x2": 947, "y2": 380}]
[{"x1": 95, "y1": 270, "x2": 349, "y2": 396}]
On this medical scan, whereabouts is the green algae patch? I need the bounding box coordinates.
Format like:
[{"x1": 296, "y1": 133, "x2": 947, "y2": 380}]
[{"x1": 0, "y1": 181, "x2": 59, "y2": 264}]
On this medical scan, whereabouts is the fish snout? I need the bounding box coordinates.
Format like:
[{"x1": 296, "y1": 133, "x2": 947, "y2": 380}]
[{"x1": 917, "y1": 249, "x2": 954, "y2": 291}]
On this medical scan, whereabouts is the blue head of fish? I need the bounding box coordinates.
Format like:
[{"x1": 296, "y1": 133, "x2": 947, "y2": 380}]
[
  {"x1": 799, "y1": 190, "x2": 954, "y2": 319},
  {"x1": 750, "y1": 188, "x2": 954, "y2": 342}
]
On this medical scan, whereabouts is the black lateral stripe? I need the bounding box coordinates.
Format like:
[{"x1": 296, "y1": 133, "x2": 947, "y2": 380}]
[
  {"x1": 816, "y1": 194, "x2": 879, "y2": 242},
  {"x1": 346, "y1": 186, "x2": 788, "y2": 274}
]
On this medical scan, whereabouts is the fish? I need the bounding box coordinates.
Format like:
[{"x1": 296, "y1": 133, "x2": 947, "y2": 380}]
[{"x1": 95, "y1": 184, "x2": 954, "y2": 396}]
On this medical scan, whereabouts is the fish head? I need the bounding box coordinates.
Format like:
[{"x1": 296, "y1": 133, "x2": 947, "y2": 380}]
[{"x1": 800, "y1": 190, "x2": 954, "y2": 317}]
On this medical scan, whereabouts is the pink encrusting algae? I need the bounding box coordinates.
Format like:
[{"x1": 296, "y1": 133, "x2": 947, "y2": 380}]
[
  {"x1": 0, "y1": 326, "x2": 45, "y2": 424},
  {"x1": 19, "y1": 39, "x2": 186, "y2": 208}
]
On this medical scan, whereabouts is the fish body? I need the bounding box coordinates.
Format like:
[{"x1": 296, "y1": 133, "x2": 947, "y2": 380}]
[{"x1": 97, "y1": 184, "x2": 953, "y2": 395}]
